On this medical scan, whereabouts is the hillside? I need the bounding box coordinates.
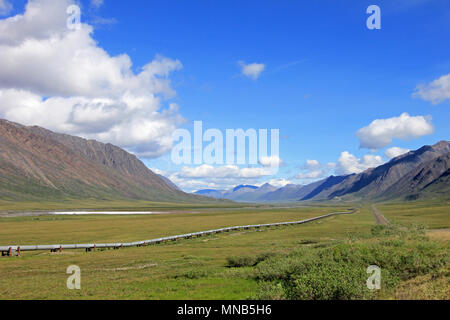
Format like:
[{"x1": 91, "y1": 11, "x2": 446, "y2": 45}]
[
  {"x1": 0, "y1": 119, "x2": 207, "y2": 203},
  {"x1": 3, "y1": 119, "x2": 447, "y2": 204},
  {"x1": 194, "y1": 141, "x2": 450, "y2": 203},
  {"x1": 195, "y1": 184, "x2": 277, "y2": 202},
  {"x1": 263, "y1": 181, "x2": 324, "y2": 202},
  {"x1": 380, "y1": 152, "x2": 450, "y2": 201},
  {"x1": 300, "y1": 141, "x2": 450, "y2": 201}
]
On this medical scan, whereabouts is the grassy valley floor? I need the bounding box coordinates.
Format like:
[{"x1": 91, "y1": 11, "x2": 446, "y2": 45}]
[{"x1": 0, "y1": 202, "x2": 448, "y2": 299}]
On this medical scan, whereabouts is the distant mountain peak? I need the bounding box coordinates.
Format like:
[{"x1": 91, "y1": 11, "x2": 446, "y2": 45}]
[
  {"x1": 189, "y1": 141, "x2": 450, "y2": 203},
  {"x1": 233, "y1": 185, "x2": 258, "y2": 192},
  {"x1": 258, "y1": 183, "x2": 276, "y2": 190},
  {"x1": 299, "y1": 140, "x2": 450, "y2": 202},
  {"x1": 432, "y1": 140, "x2": 450, "y2": 151}
]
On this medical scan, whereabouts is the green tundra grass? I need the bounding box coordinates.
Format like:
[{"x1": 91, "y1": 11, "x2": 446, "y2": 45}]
[
  {"x1": 375, "y1": 201, "x2": 450, "y2": 229},
  {"x1": 0, "y1": 199, "x2": 241, "y2": 212},
  {"x1": 0, "y1": 201, "x2": 448, "y2": 300}
]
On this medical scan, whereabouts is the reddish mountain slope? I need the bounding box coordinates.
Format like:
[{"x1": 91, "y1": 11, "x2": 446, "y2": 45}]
[{"x1": 0, "y1": 119, "x2": 199, "y2": 202}]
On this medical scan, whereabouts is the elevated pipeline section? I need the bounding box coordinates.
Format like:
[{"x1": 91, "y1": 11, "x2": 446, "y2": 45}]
[{"x1": 1, "y1": 209, "x2": 356, "y2": 256}]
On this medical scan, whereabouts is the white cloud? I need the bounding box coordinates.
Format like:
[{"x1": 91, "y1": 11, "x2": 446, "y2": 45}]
[
  {"x1": 91, "y1": 0, "x2": 104, "y2": 8},
  {"x1": 166, "y1": 164, "x2": 275, "y2": 191},
  {"x1": 178, "y1": 164, "x2": 272, "y2": 179},
  {"x1": 176, "y1": 179, "x2": 220, "y2": 192},
  {"x1": 336, "y1": 151, "x2": 384, "y2": 175},
  {"x1": 293, "y1": 152, "x2": 385, "y2": 180},
  {"x1": 149, "y1": 167, "x2": 165, "y2": 175},
  {"x1": 0, "y1": 0, "x2": 12, "y2": 16},
  {"x1": 356, "y1": 113, "x2": 434, "y2": 150},
  {"x1": 239, "y1": 61, "x2": 265, "y2": 80},
  {"x1": 259, "y1": 155, "x2": 283, "y2": 167},
  {"x1": 414, "y1": 74, "x2": 450, "y2": 104},
  {"x1": 294, "y1": 159, "x2": 335, "y2": 181},
  {"x1": 327, "y1": 162, "x2": 337, "y2": 169},
  {"x1": 0, "y1": 0, "x2": 72, "y2": 46},
  {"x1": 266, "y1": 178, "x2": 292, "y2": 188},
  {"x1": 151, "y1": 161, "x2": 284, "y2": 193},
  {"x1": 0, "y1": 0, "x2": 184, "y2": 158},
  {"x1": 304, "y1": 159, "x2": 321, "y2": 170},
  {"x1": 385, "y1": 147, "x2": 410, "y2": 159},
  {"x1": 179, "y1": 165, "x2": 237, "y2": 179},
  {"x1": 149, "y1": 167, "x2": 221, "y2": 191}
]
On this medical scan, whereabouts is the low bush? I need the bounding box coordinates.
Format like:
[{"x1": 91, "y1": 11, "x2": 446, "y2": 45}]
[
  {"x1": 251, "y1": 227, "x2": 448, "y2": 300},
  {"x1": 226, "y1": 256, "x2": 257, "y2": 268},
  {"x1": 226, "y1": 252, "x2": 279, "y2": 268}
]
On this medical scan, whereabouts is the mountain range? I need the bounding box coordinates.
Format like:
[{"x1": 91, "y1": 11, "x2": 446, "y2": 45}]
[
  {"x1": 0, "y1": 119, "x2": 210, "y2": 203},
  {"x1": 1, "y1": 118, "x2": 448, "y2": 204},
  {"x1": 196, "y1": 183, "x2": 277, "y2": 202},
  {"x1": 195, "y1": 141, "x2": 450, "y2": 202}
]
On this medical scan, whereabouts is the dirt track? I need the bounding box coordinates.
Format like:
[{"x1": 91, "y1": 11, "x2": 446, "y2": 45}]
[
  {"x1": 371, "y1": 205, "x2": 391, "y2": 225},
  {"x1": 427, "y1": 228, "x2": 450, "y2": 241}
]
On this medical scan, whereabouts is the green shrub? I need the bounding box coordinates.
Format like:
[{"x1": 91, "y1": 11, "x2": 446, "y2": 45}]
[
  {"x1": 255, "y1": 252, "x2": 279, "y2": 264},
  {"x1": 288, "y1": 264, "x2": 371, "y2": 299},
  {"x1": 226, "y1": 252, "x2": 280, "y2": 268},
  {"x1": 226, "y1": 256, "x2": 258, "y2": 268},
  {"x1": 252, "y1": 233, "x2": 448, "y2": 300},
  {"x1": 253, "y1": 281, "x2": 286, "y2": 300}
]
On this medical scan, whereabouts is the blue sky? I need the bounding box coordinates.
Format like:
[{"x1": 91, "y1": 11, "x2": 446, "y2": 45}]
[{"x1": 1, "y1": 0, "x2": 449, "y2": 191}]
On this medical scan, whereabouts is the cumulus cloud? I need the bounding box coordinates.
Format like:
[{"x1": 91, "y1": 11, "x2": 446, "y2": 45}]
[
  {"x1": 414, "y1": 74, "x2": 450, "y2": 104},
  {"x1": 259, "y1": 155, "x2": 284, "y2": 167},
  {"x1": 336, "y1": 151, "x2": 384, "y2": 175},
  {"x1": 294, "y1": 159, "x2": 335, "y2": 181},
  {"x1": 356, "y1": 113, "x2": 434, "y2": 150},
  {"x1": 175, "y1": 178, "x2": 220, "y2": 192},
  {"x1": 385, "y1": 147, "x2": 410, "y2": 159},
  {"x1": 266, "y1": 178, "x2": 292, "y2": 188},
  {"x1": 0, "y1": 0, "x2": 12, "y2": 16},
  {"x1": 163, "y1": 164, "x2": 276, "y2": 191},
  {"x1": 0, "y1": 0, "x2": 184, "y2": 158},
  {"x1": 178, "y1": 164, "x2": 272, "y2": 179},
  {"x1": 239, "y1": 61, "x2": 265, "y2": 80},
  {"x1": 304, "y1": 159, "x2": 321, "y2": 170}
]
